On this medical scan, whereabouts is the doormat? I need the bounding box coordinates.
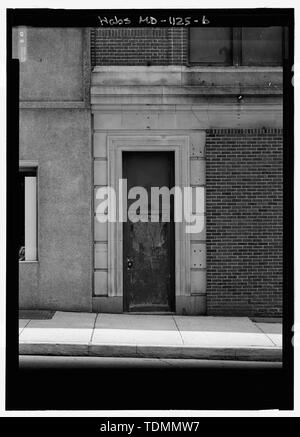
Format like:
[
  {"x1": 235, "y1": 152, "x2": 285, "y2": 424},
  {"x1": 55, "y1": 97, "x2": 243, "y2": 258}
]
[{"x1": 19, "y1": 310, "x2": 55, "y2": 320}]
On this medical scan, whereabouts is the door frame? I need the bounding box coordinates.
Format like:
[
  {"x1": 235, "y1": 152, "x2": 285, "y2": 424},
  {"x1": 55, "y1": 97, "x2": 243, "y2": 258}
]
[{"x1": 107, "y1": 135, "x2": 190, "y2": 303}]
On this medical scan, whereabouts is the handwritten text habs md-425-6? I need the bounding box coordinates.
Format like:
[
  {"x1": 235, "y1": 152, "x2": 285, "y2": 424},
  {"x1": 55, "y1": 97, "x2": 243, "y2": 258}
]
[{"x1": 97, "y1": 15, "x2": 210, "y2": 26}]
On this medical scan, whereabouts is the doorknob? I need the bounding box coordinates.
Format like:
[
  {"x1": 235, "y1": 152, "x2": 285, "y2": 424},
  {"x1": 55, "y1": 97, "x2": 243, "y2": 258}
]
[{"x1": 127, "y1": 258, "x2": 133, "y2": 269}]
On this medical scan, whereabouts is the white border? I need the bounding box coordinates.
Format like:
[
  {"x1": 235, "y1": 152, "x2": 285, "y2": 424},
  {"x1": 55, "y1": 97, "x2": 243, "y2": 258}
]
[{"x1": 0, "y1": 0, "x2": 298, "y2": 418}]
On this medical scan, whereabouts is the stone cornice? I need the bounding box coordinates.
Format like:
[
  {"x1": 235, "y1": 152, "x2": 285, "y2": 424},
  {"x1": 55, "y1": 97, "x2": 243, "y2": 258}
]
[
  {"x1": 91, "y1": 66, "x2": 282, "y2": 108},
  {"x1": 90, "y1": 67, "x2": 283, "y2": 128}
]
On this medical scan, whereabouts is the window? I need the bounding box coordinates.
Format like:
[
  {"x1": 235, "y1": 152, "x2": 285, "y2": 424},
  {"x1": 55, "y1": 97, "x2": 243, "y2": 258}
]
[
  {"x1": 19, "y1": 167, "x2": 37, "y2": 261},
  {"x1": 189, "y1": 27, "x2": 283, "y2": 66},
  {"x1": 241, "y1": 27, "x2": 282, "y2": 66},
  {"x1": 189, "y1": 27, "x2": 232, "y2": 65}
]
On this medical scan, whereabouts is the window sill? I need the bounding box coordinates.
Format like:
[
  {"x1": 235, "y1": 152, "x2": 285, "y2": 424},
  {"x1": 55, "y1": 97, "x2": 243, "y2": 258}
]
[
  {"x1": 185, "y1": 65, "x2": 283, "y2": 72},
  {"x1": 19, "y1": 261, "x2": 39, "y2": 264}
]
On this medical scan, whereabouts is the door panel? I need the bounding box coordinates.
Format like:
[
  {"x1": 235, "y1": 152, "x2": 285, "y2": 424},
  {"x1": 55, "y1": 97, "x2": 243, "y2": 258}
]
[{"x1": 123, "y1": 152, "x2": 175, "y2": 312}]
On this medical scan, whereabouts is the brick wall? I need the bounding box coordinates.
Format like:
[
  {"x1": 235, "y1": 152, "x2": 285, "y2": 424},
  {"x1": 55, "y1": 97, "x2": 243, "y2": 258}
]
[
  {"x1": 206, "y1": 129, "x2": 283, "y2": 317},
  {"x1": 91, "y1": 28, "x2": 187, "y2": 66}
]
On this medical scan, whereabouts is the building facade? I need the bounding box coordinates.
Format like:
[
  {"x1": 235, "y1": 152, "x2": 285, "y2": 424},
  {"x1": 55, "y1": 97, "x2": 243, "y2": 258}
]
[{"x1": 16, "y1": 26, "x2": 283, "y2": 316}]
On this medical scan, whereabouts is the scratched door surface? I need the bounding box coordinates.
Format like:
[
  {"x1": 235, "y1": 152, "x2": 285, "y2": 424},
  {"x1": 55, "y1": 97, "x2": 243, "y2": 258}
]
[{"x1": 123, "y1": 152, "x2": 175, "y2": 312}]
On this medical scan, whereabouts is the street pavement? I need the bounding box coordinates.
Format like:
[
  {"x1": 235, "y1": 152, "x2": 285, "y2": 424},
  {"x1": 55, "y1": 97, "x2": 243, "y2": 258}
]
[{"x1": 19, "y1": 311, "x2": 282, "y2": 362}]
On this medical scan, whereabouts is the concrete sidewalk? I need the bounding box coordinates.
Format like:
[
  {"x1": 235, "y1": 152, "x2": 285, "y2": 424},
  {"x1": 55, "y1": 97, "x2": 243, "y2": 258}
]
[{"x1": 19, "y1": 311, "x2": 282, "y2": 362}]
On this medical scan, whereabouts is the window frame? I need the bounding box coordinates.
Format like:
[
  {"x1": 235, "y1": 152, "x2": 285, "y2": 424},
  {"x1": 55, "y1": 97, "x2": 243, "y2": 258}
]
[
  {"x1": 188, "y1": 26, "x2": 284, "y2": 67},
  {"x1": 19, "y1": 161, "x2": 39, "y2": 263}
]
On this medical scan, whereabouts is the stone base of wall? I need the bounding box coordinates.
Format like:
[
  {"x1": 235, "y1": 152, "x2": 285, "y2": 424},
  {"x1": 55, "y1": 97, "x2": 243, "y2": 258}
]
[
  {"x1": 92, "y1": 295, "x2": 206, "y2": 315},
  {"x1": 92, "y1": 297, "x2": 123, "y2": 313},
  {"x1": 176, "y1": 295, "x2": 206, "y2": 315}
]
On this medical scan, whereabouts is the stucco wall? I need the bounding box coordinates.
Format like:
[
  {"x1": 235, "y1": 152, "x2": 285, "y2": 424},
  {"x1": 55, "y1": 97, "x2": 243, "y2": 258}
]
[
  {"x1": 19, "y1": 262, "x2": 39, "y2": 308},
  {"x1": 19, "y1": 109, "x2": 92, "y2": 310},
  {"x1": 13, "y1": 27, "x2": 85, "y2": 102},
  {"x1": 17, "y1": 28, "x2": 92, "y2": 311}
]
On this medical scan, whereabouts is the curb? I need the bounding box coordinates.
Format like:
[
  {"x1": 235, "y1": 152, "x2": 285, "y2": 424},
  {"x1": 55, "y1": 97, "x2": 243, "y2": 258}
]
[{"x1": 19, "y1": 342, "x2": 282, "y2": 362}]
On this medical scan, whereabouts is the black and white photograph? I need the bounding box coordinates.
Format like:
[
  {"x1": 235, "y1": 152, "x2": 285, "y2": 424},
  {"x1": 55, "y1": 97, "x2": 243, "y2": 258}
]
[{"x1": 3, "y1": 4, "x2": 295, "y2": 419}]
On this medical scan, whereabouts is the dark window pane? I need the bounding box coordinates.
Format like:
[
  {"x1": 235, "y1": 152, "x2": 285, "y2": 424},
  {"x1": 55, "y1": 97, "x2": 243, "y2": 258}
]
[
  {"x1": 19, "y1": 172, "x2": 25, "y2": 260},
  {"x1": 189, "y1": 28, "x2": 232, "y2": 65},
  {"x1": 241, "y1": 27, "x2": 282, "y2": 66}
]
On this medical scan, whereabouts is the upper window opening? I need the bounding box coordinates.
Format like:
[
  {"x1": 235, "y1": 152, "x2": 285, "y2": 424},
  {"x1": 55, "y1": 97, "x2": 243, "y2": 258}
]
[
  {"x1": 189, "y1": 27, "x2": 283, "y2": 66},
  {"x1": 241, "y1": 27, "x2": 282, "y2": 66},
  {"x1": 189, "y1": 27, "x2": 233, "y2": 66}
]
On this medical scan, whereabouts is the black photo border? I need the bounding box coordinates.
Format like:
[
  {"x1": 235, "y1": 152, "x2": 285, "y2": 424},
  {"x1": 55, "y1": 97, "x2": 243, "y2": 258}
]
[{"x1": 6, "y1": 8, "x2": 294, "y2": 412}]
